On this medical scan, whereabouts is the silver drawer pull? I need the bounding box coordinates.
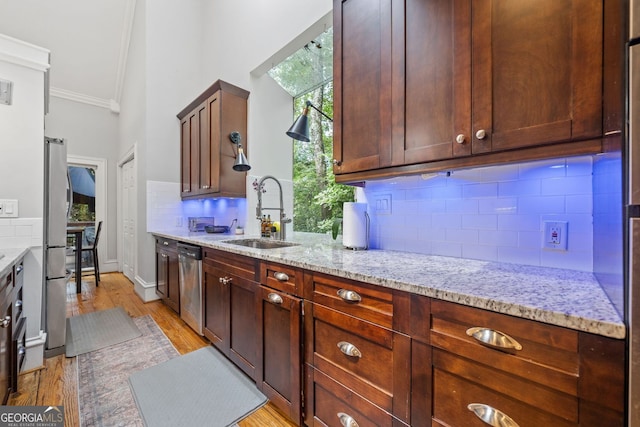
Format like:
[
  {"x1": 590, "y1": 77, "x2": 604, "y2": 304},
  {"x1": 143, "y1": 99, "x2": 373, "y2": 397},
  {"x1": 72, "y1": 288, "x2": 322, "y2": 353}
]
[
  {"x1": 337, "y1": 288, "x2": 361, "y2": 302},
  {"x1": 274, "y1": 272, "x2": 289, "y2": 282},
  {"x1": 163, "y1": 241, "x2": 169, "y2": 246},
  {"x1": 15, "y1": 265, "x2": 23, "y2": 274},
  {"x1": 337, "y1": 341, "x2": 362, "y2": 358},
  {"x1": 219, "y1": 277, "x2": 233, "y2": 285},
  {"x1": 466, "y1": 327, "x2": 523, "y2": 351},
  {"x1": 202, "y1": 185, "x2": 210, "y2": 189},
  {"x1": 468, "y1": 403, "x2": 520, "y2": 427},
  {"x1": 15, "y1": 300, "x2": 22, "y2": 309},
  {"x1": 267, "y1": 293, "x2": 283, "y2": 304},
  {"x1": 337, "y1": 412, "x2": 359, "y2": 427},
  {"x1": 18, "y1": 346, "x2": 25, "y2": 356},
  {"x1": 161, "y1": 253, "x2": 168, "y2": 258},
  {"x1": 0, "y1": 316, "x2": 10, "y2": 328}
]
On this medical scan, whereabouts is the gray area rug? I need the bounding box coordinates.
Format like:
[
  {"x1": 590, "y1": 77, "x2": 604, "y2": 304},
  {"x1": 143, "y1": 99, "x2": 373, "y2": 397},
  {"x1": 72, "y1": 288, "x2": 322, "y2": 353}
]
[
  {"x1": 66, "y1": 306, "x2": 142, "y2": 357},
  {"x1": 78, "y1": 315, "x2": 179, "y2": 426},
  {"x1": 129, "y1": 346, "x2": 267, "y2": 427}
]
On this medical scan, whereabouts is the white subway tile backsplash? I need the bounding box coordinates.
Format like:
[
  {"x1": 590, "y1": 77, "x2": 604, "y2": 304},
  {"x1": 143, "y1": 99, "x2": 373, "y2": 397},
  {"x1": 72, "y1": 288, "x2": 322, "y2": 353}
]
[{"x1": 364, "y1": 155, "x2": 599, "y2": 271}]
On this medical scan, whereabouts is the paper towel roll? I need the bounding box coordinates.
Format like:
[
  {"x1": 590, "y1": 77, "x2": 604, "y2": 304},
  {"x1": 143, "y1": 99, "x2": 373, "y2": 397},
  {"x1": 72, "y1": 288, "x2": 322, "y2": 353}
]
[{"x1": 343, "y1": 202, "x2": 369, "y2": 250}]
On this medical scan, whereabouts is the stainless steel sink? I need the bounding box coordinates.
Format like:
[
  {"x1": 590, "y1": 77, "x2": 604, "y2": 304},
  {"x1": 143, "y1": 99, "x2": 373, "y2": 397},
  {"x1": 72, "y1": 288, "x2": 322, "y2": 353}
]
[{"x1": 222, "y1": 238, "x2": 300, "y2": 249}]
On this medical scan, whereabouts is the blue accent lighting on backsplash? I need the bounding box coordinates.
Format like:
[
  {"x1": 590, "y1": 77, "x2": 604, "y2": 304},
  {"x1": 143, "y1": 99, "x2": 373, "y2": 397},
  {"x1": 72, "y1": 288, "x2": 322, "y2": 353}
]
[{"x1": 358, "y1": 155, "x2": 621, "y2": 273}]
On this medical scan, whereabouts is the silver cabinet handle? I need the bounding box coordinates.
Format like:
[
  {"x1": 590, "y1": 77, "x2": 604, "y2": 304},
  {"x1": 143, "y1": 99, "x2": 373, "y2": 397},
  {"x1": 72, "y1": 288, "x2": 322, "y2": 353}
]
[
  {"x1": 183, "y1": 189, "x2": 191, "y2": 193},
  {"x1": 274, "y1": 272, "x2": 289, "y2": 282},
  {"x1": 15, "y1": 300, "x2": 22, "y2": 309},
  {"x1": 202, "y1": 185, "x2": 210, "y2": 189},
  {"x1": 337, "y1": 412, "x2": 359, "y2": 427},
  {"x1": 219, "y1": 277, "x2": 233, "y2": 285},
  {"x1": 466, "y1": 327, "x2": 523, "y2": 351},
  {"x1": 337, "y1": 341, "x2": 362, "y2": 358},
  {"x1": 18, "y1": 346, "x2": 25, "y2": 356},
  {"x1": 468, "y1": 403, "x2": 520, "y2": 427},
  {"x1": 0, "y1": 316, "x2": 10, "y2": 328},
  {"x1": 15, "y1": 265, "x2": 23, "y2": 274},
  {"x1": 455, "y1": 134, "x2": 466, "y2": 144},
  {"x1": 161, "y1": 253, "x2": 168, "y2": 258},
  {"x1": 337, "y1": 289, "x2": 361, "y2": 302},
  {"x1": 267, "y1": 293, "x2": 283, "y2": 304},
  {"x1": 475, "y1": 129, "x2": 487, "y2": 140},
  {"x1": 333, "y1": 159, "x2": 343, "y2": 166},
  {"x1": 163, "y1": 241, "x2": 169, "y2": 246}
]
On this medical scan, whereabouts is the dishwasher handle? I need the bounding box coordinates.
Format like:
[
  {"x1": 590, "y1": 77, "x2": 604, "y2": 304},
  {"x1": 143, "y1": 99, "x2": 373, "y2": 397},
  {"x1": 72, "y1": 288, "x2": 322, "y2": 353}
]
[{"x1": 177, "y1": 243, "x2": 202, "y2": 260}]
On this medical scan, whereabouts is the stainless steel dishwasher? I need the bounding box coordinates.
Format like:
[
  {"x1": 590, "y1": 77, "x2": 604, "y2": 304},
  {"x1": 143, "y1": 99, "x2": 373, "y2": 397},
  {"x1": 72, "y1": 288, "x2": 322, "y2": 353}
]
[{"x1": 177, "y1": 243, "x2": 203, "y2": 335}]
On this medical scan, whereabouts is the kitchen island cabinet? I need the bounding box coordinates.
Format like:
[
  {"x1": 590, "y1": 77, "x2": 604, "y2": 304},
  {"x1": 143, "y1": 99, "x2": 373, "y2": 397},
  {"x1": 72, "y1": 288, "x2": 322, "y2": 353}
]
[
  {"x1": 177, "y1": 80, "x2": 249, "y2": 199},
  {"x1": 155, "y1": 237, "x2": 180, "y2": 313},
  {"x1": 334, "y1": 0, "x2": 619, "y2": 183}
]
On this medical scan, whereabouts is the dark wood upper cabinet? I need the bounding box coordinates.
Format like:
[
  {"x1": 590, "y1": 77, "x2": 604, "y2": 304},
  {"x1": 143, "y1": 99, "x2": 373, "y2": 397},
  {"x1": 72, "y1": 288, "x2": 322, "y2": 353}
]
[
  {"x1": 177, "y1": 80, "x2": 248, "y2": 199},
  {"x1": 334, "y1": 0, "x2": 617, "y2": 182}
]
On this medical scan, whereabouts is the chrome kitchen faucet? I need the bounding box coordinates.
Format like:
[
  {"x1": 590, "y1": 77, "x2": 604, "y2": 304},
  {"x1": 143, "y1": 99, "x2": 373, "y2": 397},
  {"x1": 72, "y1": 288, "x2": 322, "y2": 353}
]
[{"x1": 255, "y1": 175, "x2": 292, "y2": 241}]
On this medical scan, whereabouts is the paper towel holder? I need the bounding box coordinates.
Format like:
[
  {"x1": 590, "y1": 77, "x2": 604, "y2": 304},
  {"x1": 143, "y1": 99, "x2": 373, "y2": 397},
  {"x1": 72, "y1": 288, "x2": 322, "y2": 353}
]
[{"x1": 344, "y1": 211, "x2": 370, "y2": 251}]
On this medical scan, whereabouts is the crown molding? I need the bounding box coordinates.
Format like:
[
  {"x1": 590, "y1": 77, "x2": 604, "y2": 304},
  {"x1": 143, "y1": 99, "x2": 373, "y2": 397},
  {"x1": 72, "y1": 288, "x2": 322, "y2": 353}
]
[
  {"x1": 0, "y1": 34, "x2": 50, "y2": 72},
  {"x1": 50, "y1": 86, "x2": 120, "y2": 113}
]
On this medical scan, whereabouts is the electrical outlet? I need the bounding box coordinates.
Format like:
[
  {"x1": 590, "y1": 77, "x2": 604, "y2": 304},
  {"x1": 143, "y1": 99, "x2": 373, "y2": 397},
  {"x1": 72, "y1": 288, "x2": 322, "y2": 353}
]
[{"x1": 542, "y1": 221, "x2": 568, "y2": 251}]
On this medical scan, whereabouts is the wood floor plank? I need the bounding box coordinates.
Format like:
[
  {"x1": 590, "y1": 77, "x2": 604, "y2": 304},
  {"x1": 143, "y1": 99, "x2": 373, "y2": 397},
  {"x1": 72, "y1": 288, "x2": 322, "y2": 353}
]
[{"x1": 9, "y1": 272, "x2": 297, "y2": 427}]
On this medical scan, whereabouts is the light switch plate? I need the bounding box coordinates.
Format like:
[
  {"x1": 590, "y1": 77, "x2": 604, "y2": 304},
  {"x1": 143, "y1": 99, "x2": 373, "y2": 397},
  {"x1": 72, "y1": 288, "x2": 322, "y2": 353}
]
[
  {"x1": 0, "y1": 79, "x2": 13, "y2": 105},
  {"x1": 0, "y1": 199, "x2": 18, "y2": 218}
]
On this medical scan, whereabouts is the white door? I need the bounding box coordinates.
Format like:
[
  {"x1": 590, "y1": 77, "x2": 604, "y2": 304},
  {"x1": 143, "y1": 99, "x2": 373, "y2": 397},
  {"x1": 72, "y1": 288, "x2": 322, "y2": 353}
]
[{"x1": 122, "y1": 158, "x2": 136, "y2": 282}]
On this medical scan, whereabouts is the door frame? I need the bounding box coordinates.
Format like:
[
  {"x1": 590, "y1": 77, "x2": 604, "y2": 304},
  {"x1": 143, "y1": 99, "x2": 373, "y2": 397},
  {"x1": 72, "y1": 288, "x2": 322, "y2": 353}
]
[
  {"x1": 67, "y1": 155, "x2": 108, "y2": 273},
  {"x1": 117, "y1": 144, "x2": 137, "y2": 280}
]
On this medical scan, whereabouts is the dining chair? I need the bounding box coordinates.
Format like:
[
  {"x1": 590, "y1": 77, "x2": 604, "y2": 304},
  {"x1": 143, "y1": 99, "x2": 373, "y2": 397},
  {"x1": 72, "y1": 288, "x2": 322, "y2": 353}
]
[{"x1": 80, "y1": 221, "x2": 102, "y2": 286}]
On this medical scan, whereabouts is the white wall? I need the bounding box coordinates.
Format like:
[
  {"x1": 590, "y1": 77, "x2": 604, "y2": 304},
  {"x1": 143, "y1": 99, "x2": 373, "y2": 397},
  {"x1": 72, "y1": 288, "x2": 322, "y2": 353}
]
[
  {"x1": 44, "y1": 97, "x2": 119, "y2": 267},
  {"x1": 0, "y1": 34, "x2": 49, "y2": 371},
  {"x1": 119, "y1": 0, "x2": 332, "y2": 294}
]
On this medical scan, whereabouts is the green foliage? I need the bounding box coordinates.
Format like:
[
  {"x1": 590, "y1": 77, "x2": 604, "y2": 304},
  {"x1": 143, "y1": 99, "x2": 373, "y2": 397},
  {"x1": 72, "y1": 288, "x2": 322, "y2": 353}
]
[{"x1": 70, "y1": 204, "x2": 95, "y2": 222}]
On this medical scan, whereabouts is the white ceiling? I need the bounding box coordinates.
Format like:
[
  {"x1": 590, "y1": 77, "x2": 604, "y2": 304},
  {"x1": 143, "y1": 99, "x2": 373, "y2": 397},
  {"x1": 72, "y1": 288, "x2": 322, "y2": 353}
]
[{"x1": 0, "y1": 0, "x2": 135, "y2": 112}]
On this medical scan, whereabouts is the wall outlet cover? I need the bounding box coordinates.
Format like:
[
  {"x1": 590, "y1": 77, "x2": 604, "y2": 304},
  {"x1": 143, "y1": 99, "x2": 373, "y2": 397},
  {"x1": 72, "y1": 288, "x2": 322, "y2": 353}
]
[{"x1": 542, "y1": 221, "x2": 568, "y2": 251}]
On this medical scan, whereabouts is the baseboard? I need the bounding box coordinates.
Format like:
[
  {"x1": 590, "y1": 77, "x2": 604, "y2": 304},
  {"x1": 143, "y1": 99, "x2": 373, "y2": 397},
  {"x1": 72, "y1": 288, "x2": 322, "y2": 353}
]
[
  {"x1": 24, "y1": 330, "x2": 46, "y2": 372},
  {"x1": 100, "y1": 259, "x2": 119, "y2": 273},
  {"x1": 134, "y1": 274, "x2": 160, "y2": 303}
]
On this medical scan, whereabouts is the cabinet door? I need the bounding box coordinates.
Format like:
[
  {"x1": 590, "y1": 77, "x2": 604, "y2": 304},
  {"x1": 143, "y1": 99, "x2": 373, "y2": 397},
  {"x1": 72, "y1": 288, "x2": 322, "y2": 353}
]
[
  {"x1": 166, "y1": 250, "x2": 180, "y2": 313},
  {"x1": 228, "y1": 273, "x2": 259, "y2": 379},
  {"x1": 333, "y1": 0, "x2": 392, "y2": 174},
  {"x1": 200, "y1": 91, "x2": 221, "y2": 194},
  {"x1": 155, "y1": 247, "x2": 169, "y2": 300},
  {"x1": 0, "y1": 299, "x2": 10, "y2": 405},
  {"x1": 180, "y1": 101, "x2": 206, "y2": 197},
  {"x1": 257, "y1": 286, "x2": 302, "y2": 425},
  {"x1": 203, "y1": 263, "x2": 229, "y2": 352},
  {"x1": 393, "y1": 0, "x2": 471, "y2": 165},
  {"x1": 471, "y1": 0, "x2": 602, "y2": 154}
]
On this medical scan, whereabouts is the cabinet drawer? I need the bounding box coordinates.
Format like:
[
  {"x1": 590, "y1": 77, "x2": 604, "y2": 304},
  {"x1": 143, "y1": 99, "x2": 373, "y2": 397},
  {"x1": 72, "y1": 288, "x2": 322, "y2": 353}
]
[
  {"x1": 306, "y1": 272, "x2": 393, "y2": 328},
  {"x1": 203, "y1": 248, "x2": 258, "y2": 281},
  {"x1": 434, "y1": 348, "x2": 578, "y2": 424},
  {"x1": 306, "y1": 366, "x2": 408, "y2": 427},
  {"x1": 155, "y1": 237, "x2": 177, "y2": 249},
  {"x1": 433, "y1": 360, "x2": 577, "y2": 427},
  {"x1": 307, "y1": 303, "x2": 410, "y2": 418},
  {"x1": 431, "y1": 299, "x2": 579, "y2": 395},
  {"x1": 260, "y1": 262, "x2": 301, "y2": 296}
]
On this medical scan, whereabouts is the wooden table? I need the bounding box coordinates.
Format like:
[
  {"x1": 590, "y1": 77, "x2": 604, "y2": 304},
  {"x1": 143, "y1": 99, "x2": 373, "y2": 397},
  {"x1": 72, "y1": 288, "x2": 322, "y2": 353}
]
[{"x1": 67, "y1": 226, "x2": 85, "y2": 294}]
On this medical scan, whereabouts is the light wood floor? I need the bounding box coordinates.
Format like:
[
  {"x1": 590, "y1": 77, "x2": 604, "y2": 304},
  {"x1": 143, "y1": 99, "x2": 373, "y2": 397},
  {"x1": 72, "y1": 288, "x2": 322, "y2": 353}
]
[{"x1": 8, "y1": 272, "x2": 297, "y2": 427}]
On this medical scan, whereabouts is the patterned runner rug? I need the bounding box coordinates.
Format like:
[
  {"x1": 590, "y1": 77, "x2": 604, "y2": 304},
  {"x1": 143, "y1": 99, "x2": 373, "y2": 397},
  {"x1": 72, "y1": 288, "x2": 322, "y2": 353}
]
[{"x1": 77, "y1": 315, "x2": 179, "y2": 426}]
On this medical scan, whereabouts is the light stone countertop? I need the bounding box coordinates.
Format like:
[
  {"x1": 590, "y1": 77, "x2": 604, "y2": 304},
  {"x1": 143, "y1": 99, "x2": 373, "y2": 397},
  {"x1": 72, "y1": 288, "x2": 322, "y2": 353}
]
[
  {"x1": 152, "y1": 229, "x2": 626, "y2": 339},
  {"x1": 0, "y1": 247, "x2": 29, "y2": 278}
]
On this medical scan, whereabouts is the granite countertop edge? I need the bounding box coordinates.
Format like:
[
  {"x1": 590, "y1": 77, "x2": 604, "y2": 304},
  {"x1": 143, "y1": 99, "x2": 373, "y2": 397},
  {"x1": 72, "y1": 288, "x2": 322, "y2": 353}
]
[
  {"x1": 151, "y1": 230, "x2": 626, "y2": 339},
  {"x1": 0, "y1": 247, "x2": 30, "y2": 278}
]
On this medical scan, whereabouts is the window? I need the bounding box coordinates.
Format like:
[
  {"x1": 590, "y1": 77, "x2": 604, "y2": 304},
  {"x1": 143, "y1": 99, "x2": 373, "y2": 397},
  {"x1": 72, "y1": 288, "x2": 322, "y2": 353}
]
[{"x1": 268, "y1": 28, "x2": 354, "y2": 234}]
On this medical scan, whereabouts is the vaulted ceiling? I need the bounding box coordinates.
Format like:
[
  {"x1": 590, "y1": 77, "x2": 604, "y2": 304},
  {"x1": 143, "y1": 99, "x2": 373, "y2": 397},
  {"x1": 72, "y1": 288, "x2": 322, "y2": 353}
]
[{"x1": 0, "y1": 0, "x2": 135, "y2": 112}]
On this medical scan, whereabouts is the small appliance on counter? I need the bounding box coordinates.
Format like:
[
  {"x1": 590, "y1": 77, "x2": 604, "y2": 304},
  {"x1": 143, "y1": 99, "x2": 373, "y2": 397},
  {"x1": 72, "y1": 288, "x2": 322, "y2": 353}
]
[
  {"x1": 187, "y1": 217, "x2": 214, "y2": 232},
  {"x1": 342, "y1": 202, "x2": 369, "y2": 250}
]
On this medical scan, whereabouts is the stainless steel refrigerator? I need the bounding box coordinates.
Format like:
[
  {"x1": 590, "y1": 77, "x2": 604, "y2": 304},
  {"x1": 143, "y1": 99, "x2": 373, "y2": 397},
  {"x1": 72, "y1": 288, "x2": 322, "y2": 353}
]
[{"x1": 42, "y1": 137, "x2": 71, "y2": 358}]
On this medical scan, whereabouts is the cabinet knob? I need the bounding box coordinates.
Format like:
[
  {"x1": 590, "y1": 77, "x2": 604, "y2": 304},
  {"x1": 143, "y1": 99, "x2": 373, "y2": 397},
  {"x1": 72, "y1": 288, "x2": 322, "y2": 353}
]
[
  {"x1": 273, "y1": 272, "x2": 289, "y2": 282},
  {"x1": 18, "y1": 346, "x2": 25, "y2": 356},
  {"x1": 333, "y1": 159, "x2": 343, "y2": 166},
  {"x1": 161, "y1": 253, "x2": 168, "y2": 258},
  {"x1": 467, "y1": 403, "x2": 520, "y2": 427},
  {"x1": 219, "y1": 276, "x2": 233, "y2": 285},
  {"x1": 466, "y1": 327, "x2": 523, "y2": 351},
  {"x1": 455, "y1": 134, "x2": 466, "y2": 144},
  {"x1": 202, "y1": 185, "x2": 210, "y2": 189},
  {"x1": 337, "y1": 341, "x2": 362, "y2": 358},
  {"x1": 163, "y1": 241, "x2": 169, "y2": 246},
  {"x1": 267, "y1": 293, "x2": 283, "y2": 305},
  {"x1": 15, "y1": 265, "x2": 23, "y2": 275},
  {"x1": 15, "y1": 300, "x2": 22, "y2": 309},
  {"x1": 337, "y1": 288, "x2": 361, "y2": 303},
  {"x1": 337, "y1": 412, "x2": 360, "y2": 427},
  {"x1": 475, "y1": 129, "x2": 487, "y2": 140},
  {"x1": 0, "y1": 316, "x2": 10, "y2": 328}
]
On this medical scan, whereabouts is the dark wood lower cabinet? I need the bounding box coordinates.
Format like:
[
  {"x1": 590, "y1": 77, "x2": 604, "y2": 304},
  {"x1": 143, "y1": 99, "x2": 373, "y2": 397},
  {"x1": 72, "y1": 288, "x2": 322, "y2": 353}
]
[
  {"x1": 256, "y1": 285, "x2": 302, "y2": 425},
  {"x1": 155, "y1": 238, "x2": 179, "y2": 313}
]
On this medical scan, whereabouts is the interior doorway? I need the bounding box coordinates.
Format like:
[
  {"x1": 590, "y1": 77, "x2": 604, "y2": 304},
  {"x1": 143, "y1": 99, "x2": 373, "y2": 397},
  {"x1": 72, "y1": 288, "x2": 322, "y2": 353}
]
[{"x1": 118, "y1": 147, "x2": 136, "y2": 283}]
